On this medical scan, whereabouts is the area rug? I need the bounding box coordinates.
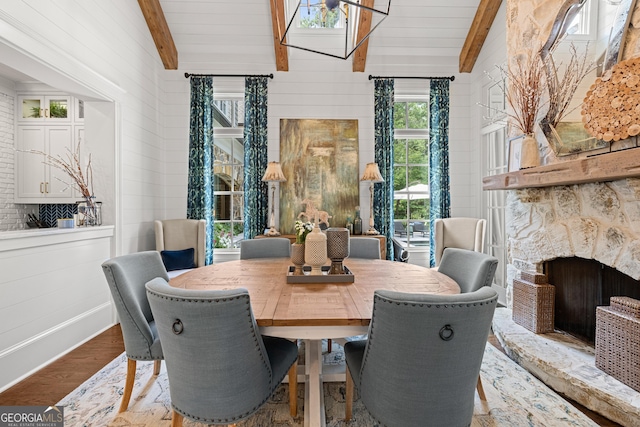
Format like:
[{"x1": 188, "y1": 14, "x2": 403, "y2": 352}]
[{"x1": 57, "y1": 341, "x2": 598, "y2": 426}]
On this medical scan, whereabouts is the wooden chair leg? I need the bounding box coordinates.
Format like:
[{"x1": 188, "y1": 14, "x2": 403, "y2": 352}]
[
  {"x1": 171, "y1": 410, "x2": 183, "y2": 427},
  {"x1": 476, "y1": 376, "x2": 487, "y2": 401},
  {"x1": 153, "y1": 359, "x2": 161, "y2": 375},
  {"x1": 118, "y1": 358, "x2": 137, "y2": 412},
  {"x1": 288, "y1": 359, "x2": 298, "y2": 417},
  {"x1": 345, "y1": 365, "x2": 353, "y2": 421},
  {"x1": 328, "y1": 339, "x2": 332, "y2": 353}
]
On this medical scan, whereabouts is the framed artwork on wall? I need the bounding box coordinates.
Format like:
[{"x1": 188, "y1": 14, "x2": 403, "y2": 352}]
[
  {"x1": 279, "y1": 119, "x2": 359, "y2": 234},
  {"x1": 508, "y1": 135, "x2": 524, "y2": 172}
]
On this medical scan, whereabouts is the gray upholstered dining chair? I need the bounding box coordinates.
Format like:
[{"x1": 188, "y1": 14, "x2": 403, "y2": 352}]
[
  {"x1": 438, "y1": 247, "x2": 498, "y2": 294},
  {"x1": 344, "y1": 287, "x2": 498, "y2": 426},
  {"x1": 348, "y1": 237, "x2": 381, "y2": 259},
  {"x1": 145, "y1": 278, "x2": 298, "y2": 426},
  {"x1": 437, "y1": 247, "x2": 498, "y2": 400},
  {"x1": 240, "y1": 237, "x2": 291, "y2": 259},
  {"x1": 101, "y1": 251, "x2": 167, "y2": 412}
]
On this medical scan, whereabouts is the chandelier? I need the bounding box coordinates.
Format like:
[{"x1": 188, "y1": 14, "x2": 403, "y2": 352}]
[{"x1": 278, "y1": 0, "x2": 391, "y2": 60}]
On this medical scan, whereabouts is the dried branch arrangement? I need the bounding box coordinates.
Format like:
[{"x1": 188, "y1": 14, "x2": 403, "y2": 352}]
[
  {"x1": 505, "y1": 50, "x2": 549, "y2": 135},
  {"x1": 484, "y1": 49, "x2": 548, "y2": 135},
  {"x1": 24, "y1": 139, "x2": 94, "y2": 199},
  {"x1": 544, "y1": 43, "x2": 597, "y2": 127}
]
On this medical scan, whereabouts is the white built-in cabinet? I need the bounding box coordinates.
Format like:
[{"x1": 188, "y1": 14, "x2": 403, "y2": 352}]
[{"x1": 15, "y1": 93, "x2": 84, "y2": 203}]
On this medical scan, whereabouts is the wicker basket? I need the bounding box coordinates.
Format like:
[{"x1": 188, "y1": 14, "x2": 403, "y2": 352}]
[
  {"x1": 520, "y1": 271, "x2": 547, "y2": 284},
  {"x1": 610, "y1": 296, "x2": 640, "y2": 318},
  {"x1": 595, "y1": 300, "x2": 640, "y2": 392},
  {"x1": 512, "y1": 278, "x2": 555, "y2": 333}
]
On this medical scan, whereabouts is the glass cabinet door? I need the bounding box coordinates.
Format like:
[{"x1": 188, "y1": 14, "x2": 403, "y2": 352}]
[{"x1": 18, "y1": 96, "x2": 71, "y2": 121}]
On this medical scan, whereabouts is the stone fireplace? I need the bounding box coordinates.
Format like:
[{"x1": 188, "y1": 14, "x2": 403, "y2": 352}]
[{"x1": 505, "y1": 178, "x2": 640, "y2": 341}]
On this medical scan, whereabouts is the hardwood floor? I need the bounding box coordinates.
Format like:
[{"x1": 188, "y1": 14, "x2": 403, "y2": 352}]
[
  {"x1": 0, "y1": 326, "x2": 620, "y2": 426},
  {"x1": 0, "y1": 325, "x2": 124, "y2": 406}
]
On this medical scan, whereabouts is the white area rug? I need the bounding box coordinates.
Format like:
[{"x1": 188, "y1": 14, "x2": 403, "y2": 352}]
[{"x1": 58, "y1": 342, "x2": 598, "y2": 426}]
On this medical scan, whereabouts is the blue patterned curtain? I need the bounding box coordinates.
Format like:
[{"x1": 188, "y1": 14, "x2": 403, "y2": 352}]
[
  {"x1": 429, "y1": 79, "x2": 451, "y2": 267},
  {"x1": 187, "y1": 76, "x2": 214, "y2": 265},
  {"x1": 243, "y1": 77, "x2": 269, "y2": 240},
  {"x1": 373, "y1": 78, "x2": 395, "y2": 260}
]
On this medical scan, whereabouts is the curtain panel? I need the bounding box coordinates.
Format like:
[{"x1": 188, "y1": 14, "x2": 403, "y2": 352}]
[
  {"x1": 428, "y1": 79, "x2": 451, "y2": 267},
  {"x1": 373, "y1": 78, "x2": 395, "y2": 261},
  {"x1": 243, "y1": 77, "x2": 269, "y2": 240},
  {"x1": 187, "y1": 76, "x2": 214, "y2": 265}
]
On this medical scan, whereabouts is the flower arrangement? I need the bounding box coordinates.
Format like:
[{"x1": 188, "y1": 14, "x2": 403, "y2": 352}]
[{"x1": 294, "y1": 220, "x2": 314, "y2": 244}]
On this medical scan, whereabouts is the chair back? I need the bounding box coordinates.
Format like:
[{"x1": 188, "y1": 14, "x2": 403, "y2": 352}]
[
  {"x1": 434, "y1": 217, "x2": 486, "y2": 266},
  {"x1": 155, "y1": 219, "x2": 206, "y2": 267},
  {"x1": 348, "y1": 238, "x2": 381, "y2": 259},
  {"x1": 438, "y1": 248, "x2": 498, "y2": 293},
  {"x1": 240, "y1": 238, "x2": 291, "y2": 259},
  {"x1": 392, "y1": 238, "x2": 409, "y2": 262},
  {"x1": 145, "y1": 278, "x2": 279, "y2": 423},
  {"x1": 101, "y1": 251, "x2": 168, "y2": 360},
  {"x1": 357, "y1": 287, "x2": 498, "y2": 427}
]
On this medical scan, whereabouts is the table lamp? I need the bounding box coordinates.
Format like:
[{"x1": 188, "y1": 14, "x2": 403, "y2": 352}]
[
  {"x1": 261, "y1": 161, "x2": 287, "y2": 236},
  {"x1": 360, "y1": 162, "x2": 384, "y2": 235}
]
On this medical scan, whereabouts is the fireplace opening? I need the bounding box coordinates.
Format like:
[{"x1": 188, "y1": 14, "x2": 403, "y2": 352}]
[{"x1": 545, "y1": 257, "x2": 640, "y2": 344}]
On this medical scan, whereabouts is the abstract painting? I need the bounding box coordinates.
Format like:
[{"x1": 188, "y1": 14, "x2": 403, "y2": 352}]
[{"x1": 279, "y1": 119, "x2": 359, "y2": 234}]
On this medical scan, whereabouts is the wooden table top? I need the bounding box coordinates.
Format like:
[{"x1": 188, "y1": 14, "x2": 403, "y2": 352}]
[{"x1": 170, "y1": 258, "x2": 459, "y2": 327}]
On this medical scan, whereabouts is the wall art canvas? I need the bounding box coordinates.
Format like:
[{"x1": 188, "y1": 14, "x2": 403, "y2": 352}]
[{"x1": 279, "y1": 119, "x2": 359, "y2": 234}]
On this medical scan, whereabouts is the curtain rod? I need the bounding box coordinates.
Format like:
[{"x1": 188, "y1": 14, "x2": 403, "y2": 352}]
[
  {"x1": 184, "y1": 72, "x2": 274, "y2": 79},
  {"x1": 368, "y1": 75, "x2": 455, "y2": 81}
]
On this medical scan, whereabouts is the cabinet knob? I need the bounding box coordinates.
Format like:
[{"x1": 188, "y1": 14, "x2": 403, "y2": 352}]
[
  {"x1": 44, "y1": 109, "x2": 49, "y2": 118},
  {"x1": 40, "y1": 182, "x2": 44, "y2": 193}
]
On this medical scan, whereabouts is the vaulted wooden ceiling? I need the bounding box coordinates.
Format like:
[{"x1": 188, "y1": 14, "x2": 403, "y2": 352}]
[{"x1": 139, "y1": 0, "x2": 502, "y2": 74}]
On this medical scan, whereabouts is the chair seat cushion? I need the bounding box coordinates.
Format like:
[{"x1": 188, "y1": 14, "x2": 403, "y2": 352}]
[
  {"x1": 161, "y1": 248, "x2": 196, "y2": 271},
  {"x1": 344, "y1": 339, "x2": 367, "y2": 385},
  {"x1": 262, "y1": 336, "x2": 299, "y2": 388}
]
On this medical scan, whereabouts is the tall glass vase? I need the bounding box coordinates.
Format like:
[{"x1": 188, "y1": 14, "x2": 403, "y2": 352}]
[{"x1": 77, "y1": 197, "x2": 102, "y2": 226}]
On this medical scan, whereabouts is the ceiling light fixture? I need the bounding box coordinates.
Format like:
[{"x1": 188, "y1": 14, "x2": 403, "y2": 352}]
[{"x1": 278, "y1": 0, "x2": 391, "y2": 60}]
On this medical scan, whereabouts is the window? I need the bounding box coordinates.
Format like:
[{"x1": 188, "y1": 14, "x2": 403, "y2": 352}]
[
  {"x1": 299, "y1": 2, "x2": 342, "y2": 28},
  {"x1": 213, "y1": 95, "x2": 244, "y2": 249},
  {"x1": 482, "y1": 122, "x2": 508, "y2": 304},
  {"x1": 393, "y1": 98, "x2": 429, "y2": 248},
  {"x1": 566, "y1": 0, "x2": 596, "y2": 39}
]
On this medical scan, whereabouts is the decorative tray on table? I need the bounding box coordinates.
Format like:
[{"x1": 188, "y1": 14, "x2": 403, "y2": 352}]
[{"x1": 286, "y1": 265, "x2": 355, "y2": 284}]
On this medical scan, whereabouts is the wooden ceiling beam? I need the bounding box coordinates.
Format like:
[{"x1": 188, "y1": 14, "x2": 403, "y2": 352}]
[
  {"x1": 270, "y1": 0, "x2": 289, "y2": 72},
  {"x1": 459, "y1": 0, "x2": 502, "y2": 73},
  {"x1": 138, "y1": 0, "x2": 178, "y2": 70},
  {"x1": 352, "y1": 0, "x2": 374, "y2": 73}
]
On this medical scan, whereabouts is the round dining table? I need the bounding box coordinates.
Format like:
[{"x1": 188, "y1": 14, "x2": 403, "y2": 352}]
[{"x1": 170, "y1": 257, "x2": 459, "y2": 427}]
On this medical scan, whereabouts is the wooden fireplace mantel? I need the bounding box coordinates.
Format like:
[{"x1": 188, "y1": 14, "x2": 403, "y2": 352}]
[{"x1": 483, "y1": 148, "x2": 640, "y2": 190}]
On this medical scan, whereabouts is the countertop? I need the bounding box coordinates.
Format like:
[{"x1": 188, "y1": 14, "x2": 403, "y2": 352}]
[{"x1": 0, "y1": 225, "x2": 114, "y2": 251}]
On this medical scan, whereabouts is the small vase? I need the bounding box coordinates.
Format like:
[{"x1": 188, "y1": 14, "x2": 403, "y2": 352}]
[
  {"x1": 326, "y1": 228, "x2": 349, "y2": 274},
  {"x1": 305, "y1": 223, "x2": 327, "y2": 275},
  {"x1": 291, "y1": 243, "x2": 305, "y2": 276},
  {"x1": 520, "y1": 134, "x2": 541, "y2": 169}
]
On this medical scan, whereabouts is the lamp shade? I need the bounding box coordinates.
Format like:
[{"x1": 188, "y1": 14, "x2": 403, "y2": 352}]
[
  {"x1": 262, "y1": 161, "x2": 287, "y2": 182},
  {"x1": 360, "y1": 162, "x2": 384, "y2": 182}
]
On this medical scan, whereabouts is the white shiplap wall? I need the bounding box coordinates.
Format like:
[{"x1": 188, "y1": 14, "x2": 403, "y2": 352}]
[
  {"x1": 0, "y1": 0, "x2": 167, "y2": 390},
  {"x1": 162, "y1": 50, "x2": 477, "y2": 227}
]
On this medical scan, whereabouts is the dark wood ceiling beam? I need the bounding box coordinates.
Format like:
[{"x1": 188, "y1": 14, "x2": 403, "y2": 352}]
[
  {"x1": 138, "y1": 0, "x2": 178, "y2": 70},
  {"x1": 459, "y1": 0, "x2": 502, "y2": 73},
  {"x1": 270, "y1": 0, "x2": 289, "y2": 72},
  {"x1": 352, "y1": 0, "x2": 374, "y2": 73}
]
